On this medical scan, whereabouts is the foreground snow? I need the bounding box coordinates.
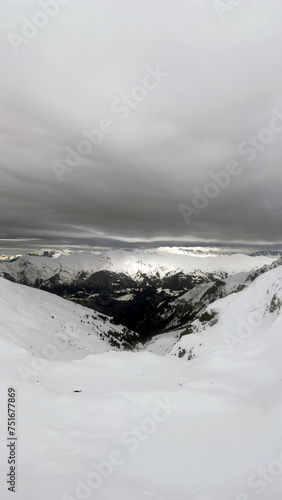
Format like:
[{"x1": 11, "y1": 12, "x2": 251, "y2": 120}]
[{"x1": 1, "y1": 263, "x2": 282, "y2": 499}]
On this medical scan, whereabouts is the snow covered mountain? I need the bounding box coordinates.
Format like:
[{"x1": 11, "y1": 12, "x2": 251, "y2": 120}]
[
  {"x1": 1, "y1": 256, "x2": 282, "y2": 499},
  {"x1": 170, "y1": 256, "x2": 282, "y2": 360},
  {"x1": 0, "y1": 249, "x2": 278, "y2": 339},
  {"x1": 0, "y1": 248, "x2": 277, "y2": 284}
]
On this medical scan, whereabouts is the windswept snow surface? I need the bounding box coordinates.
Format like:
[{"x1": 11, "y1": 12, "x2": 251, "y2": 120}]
[{"x1": 1, "y1": 264, "x2": 282, "y2": 499}]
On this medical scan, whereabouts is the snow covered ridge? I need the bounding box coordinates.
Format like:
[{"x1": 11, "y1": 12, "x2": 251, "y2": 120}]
[
  {"x1": 0, "y1": 254, "x2": 22, "y2": 261},
  {"x1": 171, "y1": 257, "x2": 282, "y2": 360},
  {"x1": 0, "y1": 277, "x2": 140, "y2": 360},
  {"x1": 0, "y1": 248, "x2": 278, "y2": 284}
]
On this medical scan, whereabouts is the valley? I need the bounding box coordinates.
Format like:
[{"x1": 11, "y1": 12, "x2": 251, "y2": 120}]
[{"x1": 0, "y1": 248, "x2": 278, "y2": 342}]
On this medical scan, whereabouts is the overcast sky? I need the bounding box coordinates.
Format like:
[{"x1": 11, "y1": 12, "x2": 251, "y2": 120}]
[{"x1": 1, "y1": 0, "x2": 282, "y2": 250}]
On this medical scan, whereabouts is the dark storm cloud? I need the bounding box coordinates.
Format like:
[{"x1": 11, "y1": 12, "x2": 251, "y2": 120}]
[{"x1": 1, "y1": 0, "x2": 282, "y2": 249}]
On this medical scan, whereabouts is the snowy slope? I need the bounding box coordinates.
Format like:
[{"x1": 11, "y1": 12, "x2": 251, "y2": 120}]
[
  {"x1": 0, "y1": 278, "x2": 139, "y2": 357},
  {"x1": 170, "y1": 262, "x2": 282, "y2": 360},
  {"x1": 149, "y1": 271, "x2": 250, "y2": 333},
  {"x1": 1, "y1": 264, "x2": 282, "y2": 498},
  {"x1": 144, "y1": 329, "x2": 182, "y2": 355}
]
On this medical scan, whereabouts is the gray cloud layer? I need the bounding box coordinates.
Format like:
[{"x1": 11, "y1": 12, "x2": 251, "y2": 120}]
[{"x1": 1, "y1": 0, "x2": 282, "y2": 249}]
